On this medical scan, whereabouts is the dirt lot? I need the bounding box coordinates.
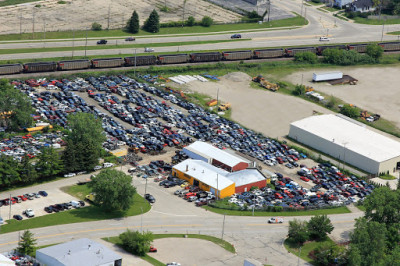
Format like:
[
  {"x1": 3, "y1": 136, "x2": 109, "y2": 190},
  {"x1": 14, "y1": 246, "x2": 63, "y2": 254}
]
[
  {"x1": 0, "y1": 0, "x2": 240, "y2": 34},
  {"x1": 284, "y1": 66, "x2": 400, "y2": 130},
  {"x1": 149, "y1": 237, "x2": 237, "y2": 265},
  {"x1": 185, "y1": 72, "x2": 334, "y2": 138}
]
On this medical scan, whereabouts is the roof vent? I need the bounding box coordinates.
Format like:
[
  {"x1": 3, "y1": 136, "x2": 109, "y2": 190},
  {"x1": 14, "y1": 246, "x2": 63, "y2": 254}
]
[
  {"x1": 88, "y1": 244, "x2": 91, "y2": 250},
  {"x1": 68, "y1": 250, "x2": 71, "y2": 255}
]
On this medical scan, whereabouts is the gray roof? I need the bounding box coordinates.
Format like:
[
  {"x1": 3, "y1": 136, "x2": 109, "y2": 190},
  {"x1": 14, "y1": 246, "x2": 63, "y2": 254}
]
[
  {"x1": 352, "y1": 0, "x2": 373, "y2": 8},
  {"x1": 226, "y1": 169, "x2": 266, "y2": 186},
  {"x1": 36, "y1": 238, "x2": 121, "y2": 266},
  {"x1": 184, "y1": 141, "x2": 247, "y2": 167}
]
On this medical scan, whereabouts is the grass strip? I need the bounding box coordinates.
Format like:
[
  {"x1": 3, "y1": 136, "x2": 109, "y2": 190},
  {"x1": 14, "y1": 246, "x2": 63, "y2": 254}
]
[
  {"x1": 0, "y1": 185, "x2": 150, "y2": 234},
  {"x1": 284, "y1": 237, "x2": 335, "y2": 263},
  {"x1": 378, "y1": 174, "x2": 397, "y2": 180},
  {"x1": 0, "y1": 16, "x2": 306, "y2": 41},
  {"x1": 0, "y1": 39, "x2": 249, "y2": 55},
  {"x1": 0, "y1": 0, "x2": 39, "y2": 7},
  {"x1": 202, "y1": 205, "x2": 350, "y2": 216},
  {"x1": 352, "y1": 16, "x2": 400, "y2": 25}
]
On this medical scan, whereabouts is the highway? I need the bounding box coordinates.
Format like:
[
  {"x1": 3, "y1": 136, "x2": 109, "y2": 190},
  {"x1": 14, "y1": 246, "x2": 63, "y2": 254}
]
[{"x1": 0, "y1": 0, "x2": 399, "y2": 60}]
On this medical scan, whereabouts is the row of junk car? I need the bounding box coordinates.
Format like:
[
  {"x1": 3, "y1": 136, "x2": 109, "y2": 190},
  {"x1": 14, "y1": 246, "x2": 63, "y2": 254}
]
[{"x1": 11, "y1": 74, "x2": 374, "y2": 210}]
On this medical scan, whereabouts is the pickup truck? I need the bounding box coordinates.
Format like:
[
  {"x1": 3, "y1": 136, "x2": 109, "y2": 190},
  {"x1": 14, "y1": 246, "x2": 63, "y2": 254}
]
[{"x1": 268, "y1": 217, "x2": 284, "y2": 223}]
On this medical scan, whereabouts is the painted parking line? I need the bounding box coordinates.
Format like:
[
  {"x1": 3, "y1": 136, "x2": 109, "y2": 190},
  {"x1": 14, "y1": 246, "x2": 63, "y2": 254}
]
[{"x1": 0, "y1": 224, "x2": 203, "y2": 246}]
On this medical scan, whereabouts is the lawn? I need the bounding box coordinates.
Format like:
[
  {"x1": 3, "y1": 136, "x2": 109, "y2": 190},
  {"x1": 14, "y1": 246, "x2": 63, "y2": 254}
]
[
  {"x1": 284, "y1": 237, "x2": 335, "y2": 263},
  {"x1": 203, "y1": 205, "x2": 350, "y2": 216},
  {"x1": 0, "y1": 39, "x2": 249, "y2": 55},
  {"x1": 378, "y1": 174, "x2": 397, "y2": 180},
  {"x1": 0, "y1": 15, "x2": 307, "y2": 42},
  {"x1": 0, "y1": 185, "x2": 150, "y2": 234},
  {"x1": 0, "y1": 0, "x2": 40, "y2": 7},
  {"x1": 387, "y1": 31, "x2": 400, "y2": 35},
  {"x1": 104, "y1": 233, "x2": 235, "y2": 266},
  {"x1": 352, "y1": 16, "x2": 400, "y2": 25}
]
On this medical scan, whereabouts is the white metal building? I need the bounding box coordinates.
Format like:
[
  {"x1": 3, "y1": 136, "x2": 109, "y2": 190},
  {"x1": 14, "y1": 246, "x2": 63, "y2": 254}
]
[
  {"x1": 288, "y1": 114, "x2": 400, "y2": 175},
  {"x1": 182, "y1": 141, "x2": 250, "y2": 172},
  {"x1": 36, "y1": 238, "x2": 122, "y2": 266}
]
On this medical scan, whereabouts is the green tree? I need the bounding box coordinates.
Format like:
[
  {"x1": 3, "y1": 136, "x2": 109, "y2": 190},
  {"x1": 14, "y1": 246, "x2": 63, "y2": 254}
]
[
  {"x1": 64, "y1": 113, "x2": 105, "y2": 172},
  {"x1": 119, "y1": 230, "x2": 154, "y2": 256},
  {"x1": 288, "y1": 219, "x2": 309, "y2": 244},
  {"x1": 366, "y1": 44, "x2": 384, "y2": 61},
  {"x1": 36, "y1": 146, "x2": 64, "y2": 178},
  {"x1": 0, "y1": 154, "x2": 20, "y2": 187},
  {"x1": 201, "y1": 16, "x2": 213, "y2": 27},
  {"x1": 292, "y1": 84, "x2": 306, "y2": 96},
  {"x1": 89, "y1": 169, "x2": 136, "y2": 211},
  {"x1": 307, "y1": 215, "x2": 334, "y2": 240},
  {"x1": 17, "y1": 230, "x2": 37, "y2": 256},
  {"x1": 126, "y1": 10, "x2": 139, "y2": 34},
  {"x1": 91, "y1": 22, "x2": 102, "y2": 31},
  {"x1": 364, "y1": 187, "x2": 400, "y2": 225},
  {"x1": 186, "y1": 16, "x2": 195, "y2": 26},
  {"x1": 349, "y1": 218, "x2": 387, "y2": 266},
  {"x1": 339, "y1": 104, "x2": 359, "y2": 118},
  {"x1": 143, "y1": 9, "x2": 160, "y2": 33},
  {"x1": 294, "y1": 51, "x2": 318, "y2": 64},
  {"x1": 0, "y1": 79, "x2": 33, "y2": 130},
  {"x1": 18, "y1": 156, "x2": 38, "y2": 183}
]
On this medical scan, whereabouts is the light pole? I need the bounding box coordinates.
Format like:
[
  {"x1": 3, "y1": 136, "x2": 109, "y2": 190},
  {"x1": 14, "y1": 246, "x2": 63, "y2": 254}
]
[
  {"x1": 267, "y1": 0, "x2": 271, "y2": 23},
  {"x1": 221, "y1": 214, "x2": 226, "y2": 240},
  {"x1": 140, "y1": 207, "x2": 143, "y2": 232},
  {"x1": 144, "y1": 177, "x2": 148, "y2": 196},
  {"x1": 85, "y1": 28, "x2": 88, "y2": 58},
  {"x1": 381, "y1": 19, "x2": 386, "y2": 41},
  {"x1": 72, "y1": 30, "x2": 75, "y2": 58},
  {"x1": 216, "y1": 87, "x2": 220, "y2": 105},
  {"x1": 134, "y1": 48, "x2": 137, "y2": 77}
]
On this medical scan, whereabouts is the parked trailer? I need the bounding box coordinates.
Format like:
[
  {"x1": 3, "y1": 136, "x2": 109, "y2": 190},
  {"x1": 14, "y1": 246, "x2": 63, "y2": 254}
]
[
  {"x1": 189, "y1": 52, "x2": 221, "y2": 62},
  {"x1": 58, "y1": 59, "x2": 91, "y2": 71},
  {"x1": 158, "y1": 54, "x2": 188, "y2": 64},
  {"x1": 348, "y1": 44, "x2": 368, "y2": 53},
  {"x1": 0, "y1": 64, "x2": 23, "y2": 75},
  {"x1": 316, "y1": 45, "x2": 347, "y2": 55},
  {"x1": 312, "y1": 71, "x2": 343, "y2": 82},
  {"x1": 91, "y1": 58, "x2": 124, "y2": 68},
  {"x1": 378, "y1": 42, "x2": 400, "y2": 51},
  {"x1": 285, "y1": 47, "x2": 317, "y2": 57},
  {"x1": 222, "y1": 50, "x2": 252, "y2": 60},
  {"x1": 253, "y1": 48, "x2": 284, "y2": 59},
  {"x1": 23, "y1": 62, "x2": 57, "y2": 73},
  {"x1": 125, "y1": 55, "x2": 157, "y2": 66}
]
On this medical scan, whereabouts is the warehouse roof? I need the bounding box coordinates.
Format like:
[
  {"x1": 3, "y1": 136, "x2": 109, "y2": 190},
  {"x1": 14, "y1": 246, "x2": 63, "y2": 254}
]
[
  {"x1": 184, "y1": 141, "x2": 247, "y2": 167},
  {"x1": 226, "y1": 169, "x2": 266, "y2": 186},
  {"x1": 36, "y1": 238, "x2": 121, "y2": 266},
  {"x1": 290, "y1": 114, "x2": 400, "y2": 162},
  {"x1": 174, "y1": 159, "x2": 234, "y2": 190}
]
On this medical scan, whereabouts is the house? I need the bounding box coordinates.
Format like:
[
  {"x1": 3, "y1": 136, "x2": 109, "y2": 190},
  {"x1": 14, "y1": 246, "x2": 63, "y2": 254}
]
[
  {"x1": 349, "y1": 0, "x2": 376, "y2": 12},
  {"x1": 334, "y1": 0, "x2": 354, "y2": 8}
]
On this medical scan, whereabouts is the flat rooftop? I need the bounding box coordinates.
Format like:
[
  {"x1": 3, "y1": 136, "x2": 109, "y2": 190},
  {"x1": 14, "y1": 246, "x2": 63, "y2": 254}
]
[{"x1": 290, "y1": 114, "x2": 400, "y2": 162}]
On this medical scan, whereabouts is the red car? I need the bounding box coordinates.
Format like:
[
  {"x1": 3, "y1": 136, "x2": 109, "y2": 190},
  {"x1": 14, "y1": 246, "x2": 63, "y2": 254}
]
[
  {"x1": 300, "y1": 176, "x2": 310, "y2": 182},
  {"x1": 275, "y1": 193, "x2": 283, "y2": 199},
  {"x1": 149, "y1": 246, "x2": 157, "y2": 252},
  {"x1": 184, "y1": 192, "x2": 196, "y2": 199},
  {"x1": 18, "y1": 195, "x2": 28, "y2": 201}
]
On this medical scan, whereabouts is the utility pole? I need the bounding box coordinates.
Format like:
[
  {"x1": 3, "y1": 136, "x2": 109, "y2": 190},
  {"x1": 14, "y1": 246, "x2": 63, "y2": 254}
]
[
  {"x1": 221, "y1": 214, "x2": 226, "y2": 240},
  {"x1": 301, "y1": 0, "x2": 304, "y2": 17},
  {"x1": 72, "y1": 30, "x2": 75, "y2": 58},
  {"x1": 182, "y1": 0, "x2": 187, "y2": 26},
  {"x1": 32, "y1": 8, "x2": 35, "y2": 39},
  {"x1": 107, "y1": 5, "x2": 111, "y2": 30},
  {"x1": 216, "y1": 87, "x2": 220, "y2": 105},
  {"x1": 267, "y1": 0, "x2": 271, "y2": 23},
  {"x1": 43, "y1": 18, "x2": 46, "y2": 48},
  {"x1": 85, "y1": 28, "x2": 88, "y2": 57},
  {"x1": 20, "y1": 14, "x2": 22, "y2": 35},
  {"x1": 134, "y1": 48, "x2": 137, "y2": 77},
  {"x1": 8, "y1": 194, "x2": 11, "y2": 221},
  {"x1": 381, "y1": 19, "x2": 386, "y2": 41},
  {"x1": 144, "y1": 177, "x2": 148, "y2": 196}
]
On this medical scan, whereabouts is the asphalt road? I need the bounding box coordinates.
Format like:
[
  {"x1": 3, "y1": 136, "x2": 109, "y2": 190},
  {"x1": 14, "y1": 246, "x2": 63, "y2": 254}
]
[
  {"x1": 0, "y1": 0, "x2": 399, "y2": 60},
  {"x1": 0, "y1": 165, "x2": 363, "y2": 266}
]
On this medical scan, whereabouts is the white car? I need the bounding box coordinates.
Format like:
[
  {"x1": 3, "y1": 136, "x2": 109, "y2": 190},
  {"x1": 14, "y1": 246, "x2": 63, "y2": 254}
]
[
  {"x1": 94, "y1": 165, "x2": 102, "y2": 171},
  {"x1": 144, "y1": 47, "x2": 155, "y2": 52},
  {"x1": 319, "y1": 36, "x2": 330, "y2": 41},
  {"x1": 103, "y1": 163, "x2": 114, "y2": 168},
  {"x1": 64, "y1": 173, "x2": 76, "y2": 178},
  {"x1": 23, "y1": 209, "x2": 35, "y2": 218},
  {"x1": 167, "y1": 263, "x2": 181, "y2": 266},
  {"x1": 268, "y1": 217, "x2": 284, "y2": 223}
]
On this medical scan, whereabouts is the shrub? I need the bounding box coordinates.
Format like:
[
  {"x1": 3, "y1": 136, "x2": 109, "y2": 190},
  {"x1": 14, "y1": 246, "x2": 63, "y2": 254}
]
[
  {"x1": 294, "y1": 51, "x2": 318, "y2": 64},
  {"x1": 273, "y1": 206, "x2": 283, "y2": 212},
  {"x1": 119, "y1": 230, "x2": 154, "y2": 256},
  {"x1": 186, "y1": 16, "x2": 196, "y2": 26},
  {"x1": 201, "y1": 16, "x2": 213, "y2": 27},
  {"x1": 292, "y1": 84, "x2": 306, "y2": 96},
  {"x1": 366, "y1": 44, "x2": 384, "y2": 62},
  {"x1": 322, "y1": 48, "x2": 375, "y2": 65},
  {"x1": 91, "y1": 22, "x2": 102, "y2": 31},
  {"x1": 340, "y1": 104, "x2": 360, "y2": 118}
]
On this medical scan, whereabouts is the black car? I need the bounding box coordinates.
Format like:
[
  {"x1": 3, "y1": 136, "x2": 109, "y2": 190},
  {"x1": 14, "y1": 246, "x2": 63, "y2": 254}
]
[
  {"x1": 231, "y1": 34, "x2": 242, "y2": 39},
  {"x1": 78, "y1": 200, "x2": 85, "y2": 207},
  {"x1": 97, "y1": 39, "x2": 107, "y2": 45},
  {"x1": 145, "y1": 193, "x2": 156, "y2": 203},
  {"x1": 13, "y1": 214, "x2": 23, "y2": 221},
  {"x1": 39, "y1": 190, "x2": 48, "y2": 197},
  {"x1": 44, "y1": 206, "x2": 54, "y2": 213}
]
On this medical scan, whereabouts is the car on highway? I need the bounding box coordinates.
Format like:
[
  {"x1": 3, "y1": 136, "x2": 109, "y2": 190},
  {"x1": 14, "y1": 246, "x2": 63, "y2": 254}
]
[
  {"x1": 231, "y1": 34, "x2": 242, "y2": 39},
  {"x1": 319, "y1": 36, "x2": 330, "y2": 41},
  {"x1": 268, "y1": 217, "x2": 284, "y2": 223},
  {"x1": 97, "y1": 39, "x2": 107, "y2": 45},
  {"x1": 125, "y1": 37, "x2": 135, "y2": 41},
  {"x1": 166, "y1": 263, "x2": 181, "y2": 266},
  {"x1": 144, "y1": 47, "x2": 154, "y2": 52},
  {"x1": 23, "y1": 209, "x2": 35, "y2": 218},
  {"x1": 145, "y1": 193, "x2": 155, "y2": 203},
  {"x1": 13, "y1": 215, "x2": 23, "y2": 221}
]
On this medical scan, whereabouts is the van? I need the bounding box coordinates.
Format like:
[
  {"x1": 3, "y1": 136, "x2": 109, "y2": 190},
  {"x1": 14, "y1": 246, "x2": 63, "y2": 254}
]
[
  {"x1": 319, "y1": 36, "x2": 330, "y2": 41},
  {"x1": 69, "y1": 200, "x2": 81, "y2": 208}
]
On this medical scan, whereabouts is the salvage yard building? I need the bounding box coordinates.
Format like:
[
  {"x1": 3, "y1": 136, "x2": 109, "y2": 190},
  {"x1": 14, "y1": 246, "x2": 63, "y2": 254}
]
[
  {"x1": 288, "y1": 114, "x2": 400, "y2": 175},
  {"x1": 172, "y1": 159, "x2": 266, "y2": 198},
  {"x1": 182, "y1": 141, "x2": 250, "y2": 172}
]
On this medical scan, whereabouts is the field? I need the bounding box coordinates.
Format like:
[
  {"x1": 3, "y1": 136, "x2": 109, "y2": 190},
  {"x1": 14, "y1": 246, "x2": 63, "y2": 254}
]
[{"x1": 0, "y1": 0, "x2": 240, "y2": 34}]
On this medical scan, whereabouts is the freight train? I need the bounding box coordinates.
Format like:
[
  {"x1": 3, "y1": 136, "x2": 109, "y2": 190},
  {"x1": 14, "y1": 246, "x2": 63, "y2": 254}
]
[{"x1": 1, "y1": 42, "x2": 400, "y2": 75}]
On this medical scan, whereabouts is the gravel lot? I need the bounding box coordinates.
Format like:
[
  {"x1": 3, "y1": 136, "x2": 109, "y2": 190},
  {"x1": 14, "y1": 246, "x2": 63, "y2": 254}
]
[
  {"x1": 284, "y1": 66, "x2": 400, "y2": 130},
  {"x1": 186, "y1": 71, "x2": 334, "y2": 138},
  {"x1": 0, "y1": 0, "x2": 240, "y2": 34}
]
